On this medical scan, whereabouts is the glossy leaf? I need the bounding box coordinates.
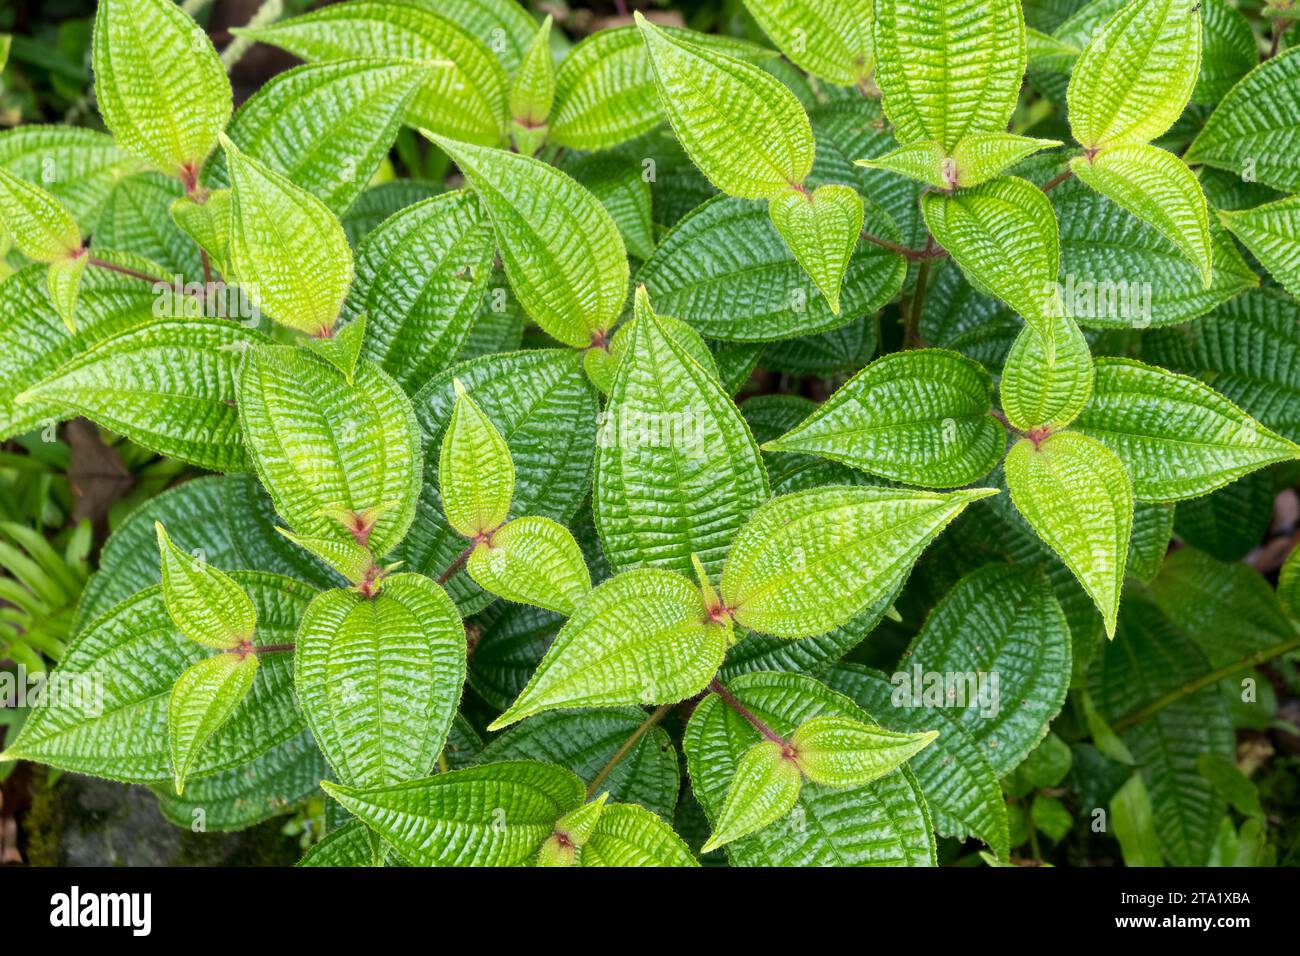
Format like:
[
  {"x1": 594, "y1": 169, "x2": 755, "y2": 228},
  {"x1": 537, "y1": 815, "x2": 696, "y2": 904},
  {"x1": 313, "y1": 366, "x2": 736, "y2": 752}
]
[
  {"x1": 1000, "y1": 310, "x2": 1095, "y2": 430},
  {"x1": 768, "y1": 184, "x2": 864, "y2": 314},
  {"x1": 509, "y1": 15, "x2": 554, "y2": 155},
  {"x1": 156, "y1": 522, "x2": 256, "y2": 650},
  {"x1": 789, "y1": 716, "x2": 936, "y2": 788},
  {"x1": 440, "y1": 378, "x2": 516, "y2": 539},
  {"x1": 467, "y1": 516, "x2": 592, "y2": 616},
  {"x1": 0, "y1": 166, "x2": 82, "y2": 262},
  {"x1": 700, "y1": 739, "x2": 802, "y2": 852},
  {"x1": 949, "y1": 132, "x2": 1063, "y2": 189},
  {"x1": 168, "y1": 652, "x2": 259, "y2": 795},
  {"x1": 580, "y1": 802, "x2": 698, "y2": 867},
  {"x1": 1218, "y1": 196, "x2": 1300, "y2": 301},
  {"x1": 740, "y1": 0, "x2": 872, "y2": 85}
]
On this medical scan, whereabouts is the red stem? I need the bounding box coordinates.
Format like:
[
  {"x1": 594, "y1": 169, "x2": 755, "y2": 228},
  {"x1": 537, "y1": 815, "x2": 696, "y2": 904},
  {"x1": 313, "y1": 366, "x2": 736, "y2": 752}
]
[
  {"x1": 708, "y1": 678, "x2": 790, "y2": 748},
  {"x1": 86, "y1": 255, "x2": 167, "y2": 285}
]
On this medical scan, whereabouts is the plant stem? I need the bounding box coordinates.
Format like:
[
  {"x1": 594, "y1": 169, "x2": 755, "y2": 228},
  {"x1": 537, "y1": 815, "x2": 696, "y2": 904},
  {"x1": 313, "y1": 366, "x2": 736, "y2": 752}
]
[
  {"x1": 436, "y1": 543, "x2": 476, "y2": 585},
  {"x1": 860, "y1": 231, "x2": 945, "y2": 261},
  {"x1": 1111, "y1": 633, "x2": 1300, "y2": 732},
  {"x1": 708, "y1": 677, "x2": 789, "y2": 747},
  {"x1": 586, "y1": 703, "x2": 672, "y2": 798},
  {"x1": 250, "y1": 643, "x2": 295, "y2": 655},
  {"x1": 86, "y1": 256, "x2": 166, "y2": 285},
  {"x1": 903, "y1": 236, "x2": 936, "y2": 349},
  {"x1": 1041, "y1": 169, "x2": 1074, "y2": 192}
]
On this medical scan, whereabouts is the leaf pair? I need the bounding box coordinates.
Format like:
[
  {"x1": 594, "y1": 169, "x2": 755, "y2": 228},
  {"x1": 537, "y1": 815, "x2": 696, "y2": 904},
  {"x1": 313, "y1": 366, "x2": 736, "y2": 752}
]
[{"x1": 0, "y1": 167, "x2": 87, "y2": 330}]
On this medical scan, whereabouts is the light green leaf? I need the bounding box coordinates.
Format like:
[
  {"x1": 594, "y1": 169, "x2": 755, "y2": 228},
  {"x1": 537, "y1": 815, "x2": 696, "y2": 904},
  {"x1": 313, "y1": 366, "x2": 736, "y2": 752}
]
[
  {"x1": 429, "y1": 0, "x2": 539, "y2": 75},
  {"x1": 1218, "y1": 196, "x2": 1300, "y2": 302},
  {"x1": 468, "y1": 516, "x2": 591, "y2": 616},
  {"x1": 550, "y1": 25, "x2": 775, "y2": 151},
  {"x1": 489, "y1": 568, "x2": 730, "y2": 730},
  {"x1": 922, "y1": 176, "x2": 1059, "y2": 332},
  {"x1": 509, "y1": 15, "x2": 554, "y2": 155},
  {"x1": 950, "y1": 133, "x2": 1063, "y2": 189},
  {"x1": 855, "y1": 140, "x2": 949, "y2": 190},
  {"x1": 585, "y1": 302, "x2": 717, "y2": 396},
  {"x1": 17, "y1": 317, "x2": 261, "y2": 472},
  {"x1": 593, "y1": 294, "x2": 768, "y2": 579},
  {"x1": 295, "y1": 573, "x2": 465, "y2": 788},
  {"x1": 873, "y1": 0, "x2": 1027, "y2": 150},
  {"x1": 768, "y1": 183, "x2": 864, "y2": 314},
  {"x1": 277, "y1": 528, "x2": 373, "y2": 586},
  {"x1": 170, "y1": 189, "x2": 231, "y2": 276},
  {"x1": 636, "y1": 13, "x2": 814, "y2": 200},
  {"x1": 321, "y1": 761, "x2": 584, "y2": 866},
  {"x1": 789, "y1": 715, "x2": 935, "y2": 788},
  {"x1": 1005, "y1": 430, "x2": 1133, "y2": 636},
  {"x1": 1000, "y1": 310, "x2": 1095, "y2": 430},
  {"x1": 236, "y1": 2, "x2": 507, "y2": 146},
  {"x1": 762, "y1": 349, "x2": 1006, "y2": 488},
  {"x1": 1073, "y1": 358, "x2": 1300, "y2": 501},
  {"x1": 638, "y1": 195, "x2": 906, "y2": 342},
  {"x1": 1185, "y1": 50, "x2": 1300, "y2": 193},
  {"x1": 168, "y1": 652, "x2": 259, "y2": 795},
  {"x1": 1110, "y1": 773, "x2": 1165, "y2": 866},
  {"x1": 156, "y1": 521, "x2": 256, "y2": 650},
  {"x1": 1066, "y1": 0, "x2": 1202, "y2": 149},
  {"x1": 700, "y1": 739, "x2": 802, "y2": 852},
  {"x1": 45, "y1": 254, "x2": 87, "y2": 333},
  {"x1": 1070, "y1": 144, "x2": 1211, "y2": 284},
  {"x1": 580, "y1": 802, "x2": 698, "y2": 867},
  {"x1": 0, "y1": 126, "x2": 147, "y2": 231},
  {"x1": 740, "y1": 0, "x2": 874, "y2": 85},
  {"x1": 306, "y1": 312, "x2": 367, "y2": 384},
  {"x1": 92, "y1": 0, "x2": 231, "y2": 174},
  {"x1": 440, "y1": 378, "x2": 515, "y2": 539},
  {"x1": 719, "y1": 485, "x2": 997, "y2": 638},
  {"x1": 430, "y1": 135, "x2": 628, "y2": 347},
  {"x1": 537, "y1": 794, "x2": 607, "y2": 866},
  {"x1": 0, "y1": 165, "x2": 82, "y2": 262},
  {"x1": 221, "y1": 133, "x2": 353, "y2": 336},
  {"x1": 237, "y1": 344, "x2": 422, "y2": 557},
  {"x1": 297, "y1": 820, "x2": 387, "y2": 867},
  {"x1": 3, "y1": 572, "x2": 311, "y2": 783},
  {"x1": 94, "y1": 172, "x2": 202, "y2": 281}
]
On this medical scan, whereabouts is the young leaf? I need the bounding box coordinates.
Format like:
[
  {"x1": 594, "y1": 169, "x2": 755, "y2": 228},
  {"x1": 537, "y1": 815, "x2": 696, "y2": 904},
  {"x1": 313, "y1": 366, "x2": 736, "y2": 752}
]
[
  {"x1": 235, "y1": 2, "x2": 507, "y2": 146},
  {"x1": 1073, "y1": 358, "x2": 1300, "y2": 501},
  {"x1": 45, "y1": 254, "x2": 87, "y2": 333},
  {"x1": 509, "y1": 15, "x2": 555, "y2": 156},
  {"x1": 237, "y1": 344, "x2": 422, "y2": 557},
  {"x1": 221, "y1": 134, "x2": 353, "y2": 336},
  {"x1": 700, "y1": 739, "x2": 802, "y2": 852},
  {"x1": 1066, "y1": 0, "x2": 1202, "y2": 149},
  {"x1": 579, "y1": 802, "x2": 698, "y2": 867},
  {"x1": 170, "y1": 189, "x2": 231, "y2": 276},
  {"x1": 873, "y1": 0, "x2": 1028, "y2": 150},
  {"x1": 585, "y1": 307, "x2": 718, "y2": 396},
  {"x1": 1218, "y1": 196, "x2": 1300, "y2": 301},
  {"x1": 306, "y1": 312, "x2": 367, "y2": 385},
  {"x1": 1070, "y1": 144, "x2": 1211, "y2": 284},
  {"x1": 294, "y1": 573, "x2": 466, "y2": 788},
  {"x1": 429, "y1": 135, "x2": 628, "y2": 348},
  {"x1": 789, "y1": 716, "x2": 936, "y2": 788},
  {"x1": 1000, "y1": 310, "x2": 1095, "y2": 430},
  {"x1": 92, "y1": 0, "x2": 232, "y2": 175},
  {"x1": 488, "y1": 568, "x2": 730, "y2": 729},
  {"x1": 740, "y1": 0, "x2": 873, "y2": 85},
  {"x1": 593, "y1": 293, "x2": 768, "y2": 578},
  {"x1": 762, "y1": 350, "x2": 1006, "y2": 488},
  {"x1": 440, "y1": 378, "x2": 516, "y2": 539},
  {"x1": 0, "y1": 166, "x2": 82, "y2": 262},
  {"x1": 922, "y1": 176, "x2": 1059, "y2": 333},
  {"x1": 855, "y1": 141, "x2": 949, "y2": 190},
  {"x1": 467, "y1": 516, "x2": 592, "y2": 616},
  {"x1": 321, "y1": 761, "x2": 585, "y2": 866},
  {"x1": 1005, "y1": 430, "x2": 1133, "y2": 636},
  {"x1": 156, "y1": 522, "x2": 256, "y2": 650},
  {"x1": 635, "y1": 13, "x2": 814, "y2": 199},
  {"x1": 168, "y1": 652, "x2": 259, "y2": 795},
  {"x1": 719, "y1": 485, "x2": 998, "y2": 638},
  {"x1": 768, "y1": 184, "x2": 865, "y2": 314},
  {"x1": 949, "y1": 133, "x2": 1063, "y2": 189}
]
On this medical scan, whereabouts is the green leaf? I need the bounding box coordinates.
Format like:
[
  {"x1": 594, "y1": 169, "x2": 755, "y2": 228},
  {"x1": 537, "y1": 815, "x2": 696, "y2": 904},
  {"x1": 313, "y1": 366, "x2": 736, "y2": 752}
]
[
  {"x1": 509, "y1": 15, "x2": 554, "y2": 155},
  {"x1": 237, "y1": 344, "x2": 422, "y2": 557},
  {"x1": 96, "y1": 172, "x2": 203, "y2": 281},
  {"x1": 719, "y1": 485, "x2": 997, "y2": 639},
  {"x1": 155, "y1": 522, "x2": 256, "y2": 650},
  {"x1": 306, "y1": 312, "x2": 368, "y2": 384},
  {"x1": 1109, "y1": 773, "x2": 1165, "y2": 866},
  {"x1": 594, "y1": 294, "x2": 768, "y2": 579},
  {"x1": 170, "y1": 189, "x2": 231, "y2": 276},
  {"x1": 468, "y1": 516, "x2": 591, "y2": 616},
  {"x1": 536, "y1": 793, "x2": 607, "y2": 866},
  {"x1": 1280, "y1": 546, "x2": 1300, "y2": 621},
  {"x1": 1191, "y1": 0, "x2": 1256, "y2": 106},
  {"x1": 297, "y1": 820, "x2": 387, "y2": 867},
  {"x1": 700, "y1": 739, "x2": 802, "y2": 852},
  {"x1": 855, "y1": 140, "x2": 949, "y2": 190},
  {"x1": 295, "y1": 573, "x2": 466, "y2": 788},
  {"x1": 873, "y1": 0, "x2": 1027, "y2": 150},
  {"x1": 579, "y1": 802, "x2": 698, "y2": 867},
  {"x1": 489, "y1": 569, "x2": 729, "y2": 730},
  {"x1": 45, "y1": 254, "x2": 86, "y2": 333},
  {"x1": 1066, "y1": 0, "x2": 1202, "y2": 149},
  {"x1": 1070, "y1": 144, "x2": 1211, "y2": 284},
  {"x1": 440, "y1": 378, "x2": 515, "y2": 539},
  {"x1": 1073, "y1": 358, "x2": 1300, "y2": 501},
  {"x1": 1129, "y1": 500, "x2": 1176, "y2": 580},
  {"x1": 685, "y1": 671, "x2": 935, "y2": 866},
  {"x1": 3, "y1": 572, "x2": 312, "y2": 783},
  {"x1": 433, "y1": 0, "x2": 539, "y2": 75},
  {"x1": 168, "y1": 652, "x2": 259, "y2": 795},
  {"x1": 768, "y1": 184, "x2": 864, "y2": 314},
  {"x1": 0, "y1": 126, "x2": 147, "y2": 231},
  {"x1": 1186, "y1": 50, "x2": 1300, "y2": 193},
  {"x1": 17, "y1": 317, "x2": 261, "y2": 472},
  {"x1": 635, "y1": 13, "x2": 814, "y2": 200},
  {"x1": 221, "y1": 134, "x2": 353, "y2": 336},
  {"x1": 922, "y1": 176, "x2": 1059, "y2": 332},
  {"x1": 564, "y1": 154, "x2": 657, "y2": 262},
  {"x1": 1005, "y1": 431, "x2": 1133, "y2": 636},
  {"x1": 92, "y1": 0, "x2": 231, "y2": 174},
  {"x1": 0, "y1": 165, "x2": 81, "y2": 262},
  {"x1": 214, "y1": 59, "x2": 429, "y2": 215},
  {"x1": 1000, "y1": 310, "x2": 1095, "y2": 430},
  {"x1": 638, "y1": 195, "x2": 905, "y2": 342},
  {"x1": 762, "y1": 349, "x2": 1005, "y2": 488},
  {"x1": 585, "y1": 304, "x2": 717, "y2": 396},
  {"x1": 789, "y1": 715, "x2": 936, "y2": 788},
  {"x1": 321, "y1": 761, "x2": 584, "y2": 866},
  {"x1": 950, "y1": 133, "x2": 1063, "y2": 189},
  {"x1": 1219, "y1": 196, "x2": 1300, "y2": 302},
  {"x1": 236, "y1": 2, "x2": 507, "y2": 146},
  {"x1": 739, "y1": 0, "x2": 872, "y2": 85},
  {"x1": 549, "y1": 25, "x2": 775, "y2": 151},
  {"x1": 430, "y1": 135, "x2": 628, "y2": 347}
]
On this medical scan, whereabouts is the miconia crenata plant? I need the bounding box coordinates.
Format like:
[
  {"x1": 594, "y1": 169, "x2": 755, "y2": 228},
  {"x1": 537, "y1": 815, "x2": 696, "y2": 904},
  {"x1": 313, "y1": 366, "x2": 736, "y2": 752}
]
[{"x1": 3, "y1": 0, "x2": 1300, "y2": 871}]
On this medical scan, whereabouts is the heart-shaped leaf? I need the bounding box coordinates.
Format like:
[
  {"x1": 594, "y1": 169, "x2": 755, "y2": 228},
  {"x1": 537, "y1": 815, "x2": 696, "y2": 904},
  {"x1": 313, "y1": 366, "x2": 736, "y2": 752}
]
[
  {"x1": 768, "y1": 184, "x2": 865, "y2": 314},
  {"x1": 1000, "y1": 310, "x2": 1095, "y2": 430}
]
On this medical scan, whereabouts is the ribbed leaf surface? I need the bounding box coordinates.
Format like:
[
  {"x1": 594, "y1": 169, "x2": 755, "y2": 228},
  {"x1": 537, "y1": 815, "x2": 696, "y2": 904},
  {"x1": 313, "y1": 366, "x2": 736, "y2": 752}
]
[
  {"x1": 0, "y1": 125, "x2": 146, "y2": 228},
  {"x1": 580, "y1": 803, "x2": 698, "y2": 866},
  {"x1": 0, "y1": 166, "x2": 81, "y2": 262},
  {"x1": 467, "y1": 516, "x2": 591, "y2": 616},
  {"x1": 156, "y1": 522, "x2": 256, "y2": 650},
  {"x1": 168, "y1": 652, "x2": 259, "y2": 794},
  {"x1": 741, "y1": 0, "x2": 873, "y2": 85},
  {"x1": 96, "y1": 172, "x2": 202, "y2": 280},
  {"x1": 1219, "y1": 196, "x2": 1300, "y2": 301},
  {"x1": 768, "y1": 184, "x2": 864, "y2": 314},
  {"x1": 440, "y1": 379, "x2": 515, "y2": 538},
  {"x1": 701, "y1": 739, "x2": 802, "y2": 852},
  {"x1": 1000, "y1": 310, "x2": 1095, "y2": 430}
]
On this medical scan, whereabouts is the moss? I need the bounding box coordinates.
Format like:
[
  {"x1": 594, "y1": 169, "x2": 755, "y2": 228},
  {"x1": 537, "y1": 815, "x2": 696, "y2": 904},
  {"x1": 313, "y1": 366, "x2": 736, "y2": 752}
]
[{"x1": 21, "y1": 766, "x2": 65, "y2": 867}]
